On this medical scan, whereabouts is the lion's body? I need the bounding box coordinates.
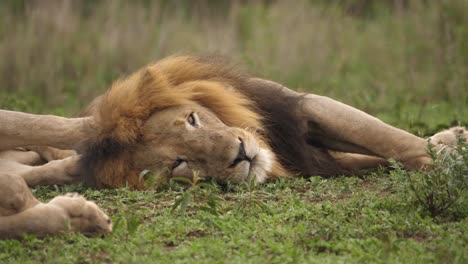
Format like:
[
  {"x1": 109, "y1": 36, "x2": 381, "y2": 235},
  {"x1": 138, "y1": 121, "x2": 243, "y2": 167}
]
[
  {"x1": 79, "y1": 56, "x2": 345, "y2": 188},
  {"x1": 0, "y1": 55, "x2": 467, "y2": 238}
]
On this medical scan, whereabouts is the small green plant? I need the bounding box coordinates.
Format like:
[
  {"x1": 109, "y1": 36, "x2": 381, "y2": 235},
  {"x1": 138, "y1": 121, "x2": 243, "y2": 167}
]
[
  {"x1": 112, "y1": 214, "x2": 142, "y2": 239},
  {"x1": 391, "y1": 138, "x2": 468, "y2": 221},
  {"x1": 139, "y1": 168, "x2": 172, "y2": 190},
  {"x1": 234, "y1": 176, "x2": 273, "y2": 215},
  {"x1": 170, "y1": 172, "x2": 225, "y2": 216}
]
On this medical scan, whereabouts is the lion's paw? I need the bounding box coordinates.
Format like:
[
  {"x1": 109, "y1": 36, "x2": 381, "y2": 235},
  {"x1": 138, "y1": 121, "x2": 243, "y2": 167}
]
[
  {"x1": 48, "y1": 193, "x2": 112, "y2": 236},
  {"x1": 427, "y1": 126, "x2": 467, "y2": 157},
  {"x1": 429, "y1": 126, "x2": 467, "y2": 146}
]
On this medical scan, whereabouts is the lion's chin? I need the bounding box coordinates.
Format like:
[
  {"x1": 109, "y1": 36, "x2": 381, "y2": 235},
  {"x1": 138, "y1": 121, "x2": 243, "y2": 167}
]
[
  {"x1": 249, "y1": 147, "x2": 273, "y2": 183},
  {"x1": 225, "y1": 147, "x2": 274, "y2": 183},
  {"x1": 231, "y1": 147, "x2": 274, "y2": 183},
  {"x1": 218, "y1": 146, "x2": 272, "y2": 184}
]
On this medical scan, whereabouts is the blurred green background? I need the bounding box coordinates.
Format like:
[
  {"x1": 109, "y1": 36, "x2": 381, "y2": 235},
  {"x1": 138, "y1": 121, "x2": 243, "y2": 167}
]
[{"x1": 0, "y1": 0, "x2": 467, "y2": 135}]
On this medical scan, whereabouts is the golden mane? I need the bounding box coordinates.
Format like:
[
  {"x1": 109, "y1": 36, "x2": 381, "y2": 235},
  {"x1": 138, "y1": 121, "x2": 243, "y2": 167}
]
[
  {"x1": 81, "y1": 56, "x2": 281, "y2": 188},
  {"x1": 97, "y1": 55, "x2": 263, "y2": 144}
]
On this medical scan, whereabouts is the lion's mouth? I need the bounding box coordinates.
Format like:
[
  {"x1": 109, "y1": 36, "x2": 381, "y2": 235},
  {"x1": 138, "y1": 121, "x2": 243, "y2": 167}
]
[
  {"x1": 228, "y1": 138, "x2": 253, "y2": 169},
  {"x1": 248, "y1": 147, "x2": 273, "y2": 183},
  {"x1": 227, "y1": 137, "x2": 273, "y2": 183},
  {"x1": 230, "y1": 151, "x2": 272, "y2": 183}
]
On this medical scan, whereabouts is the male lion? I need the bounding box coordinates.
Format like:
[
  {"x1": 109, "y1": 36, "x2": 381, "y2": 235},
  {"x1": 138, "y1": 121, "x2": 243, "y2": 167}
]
[{"x1": 0, "y1": 55, "x2": 466, "y2": 238}]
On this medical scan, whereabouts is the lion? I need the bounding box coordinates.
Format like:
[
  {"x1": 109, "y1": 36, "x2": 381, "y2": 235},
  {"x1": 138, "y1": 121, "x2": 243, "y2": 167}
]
[{"x1": 0, "y1": 55, "x2": 466, "y2": 238}]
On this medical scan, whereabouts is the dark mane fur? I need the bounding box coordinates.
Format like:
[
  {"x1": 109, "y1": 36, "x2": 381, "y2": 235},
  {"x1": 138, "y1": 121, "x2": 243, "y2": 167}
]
[{"x1": 242, "y1": 78, "x2": 348, "y2": 177}]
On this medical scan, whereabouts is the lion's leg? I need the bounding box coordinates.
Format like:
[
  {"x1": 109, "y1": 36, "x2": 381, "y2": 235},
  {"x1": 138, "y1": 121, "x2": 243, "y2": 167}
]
[
  {"x1": 328, "y1": 151, "x2": 388, "y2": 171},
  {"x1": 0, "y1": 109, "x2": 96, "y2": 150},
  {"x1": 0, "y1": 156, "x2": 81, "y2": 187},
  {"x1": 0, "y1": 149, "x2": 44, "y2": 165},
  {"x1": 0, "y1": 174, "x2": 112, "y2": 239},
  {"x1": 0, "y1": 173, "x2": 40, "y2": 217},
  {"x1": 300, "y1": 95, "x2": 430, "y2": 169},
  {"x1": 26, "y1": 146, "x2": 76, "y2": 162}
]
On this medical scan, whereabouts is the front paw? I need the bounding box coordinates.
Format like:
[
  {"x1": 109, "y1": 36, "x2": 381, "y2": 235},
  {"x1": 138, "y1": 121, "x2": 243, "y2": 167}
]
[{"x1": 48, "y1": 193, "x2": 112, "y2": 236}]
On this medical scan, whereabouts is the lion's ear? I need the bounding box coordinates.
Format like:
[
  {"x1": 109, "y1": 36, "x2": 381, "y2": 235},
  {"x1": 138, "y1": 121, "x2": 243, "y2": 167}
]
[
  {"x1": 94, "y1": 68, "x2": 163, "y2": 145},
  {"x1": 137, "y1": 69, "x2": 155, "y2": 92}
]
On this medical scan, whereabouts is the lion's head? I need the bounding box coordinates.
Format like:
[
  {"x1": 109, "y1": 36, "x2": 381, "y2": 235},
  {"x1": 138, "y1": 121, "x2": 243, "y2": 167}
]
[{"x1": 80, "y1": 56, "x2": 289, "y2": 189}]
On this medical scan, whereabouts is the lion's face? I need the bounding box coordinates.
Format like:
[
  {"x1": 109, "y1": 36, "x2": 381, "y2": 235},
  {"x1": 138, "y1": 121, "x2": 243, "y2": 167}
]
[{"x1": 132, "y1": 104, "x2": 274, "y2": 183}]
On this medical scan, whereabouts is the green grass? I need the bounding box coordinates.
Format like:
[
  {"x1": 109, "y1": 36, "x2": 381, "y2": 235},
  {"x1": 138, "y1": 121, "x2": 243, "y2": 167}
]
[
  {"x1": 0, "y1": 172, "x2": 466, "y2": 263},
  {"x1": 0, "y1": 146, "x2": 467, "y2": 264},
  {"x1": 0, "y1": 1, "x2": 467, "y2": 263}
]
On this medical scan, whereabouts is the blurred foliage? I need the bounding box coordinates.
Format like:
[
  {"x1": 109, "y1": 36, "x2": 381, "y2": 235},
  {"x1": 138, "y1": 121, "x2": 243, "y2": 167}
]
[{"x1": 0, "y1": 0, "x2": 466, "y2": 133}]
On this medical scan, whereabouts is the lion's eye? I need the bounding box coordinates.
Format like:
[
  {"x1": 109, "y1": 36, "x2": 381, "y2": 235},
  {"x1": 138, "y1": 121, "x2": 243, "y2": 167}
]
[{"x1": 187, "y1": 112, "x2": 199, "y2": 127}]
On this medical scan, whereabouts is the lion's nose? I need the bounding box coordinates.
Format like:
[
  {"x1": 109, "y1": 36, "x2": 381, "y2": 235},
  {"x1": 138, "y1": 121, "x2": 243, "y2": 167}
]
[{"x1": 228, "y1": 137, "x2": 252, "y2": 168}]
